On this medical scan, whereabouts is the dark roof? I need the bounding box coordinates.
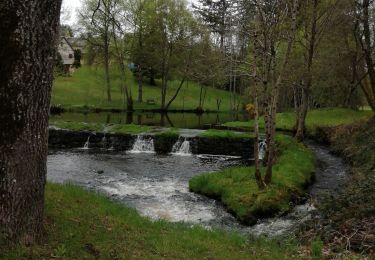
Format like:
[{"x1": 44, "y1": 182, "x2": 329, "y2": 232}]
[{"x1": 61, "y1": 36, "x2": 75, "y2": 52}]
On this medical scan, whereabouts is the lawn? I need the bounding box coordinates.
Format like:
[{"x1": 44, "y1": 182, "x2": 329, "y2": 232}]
[
  {"x1": 0, "y1": 183, "x2": 302, "y2": 259},
  {"x1": 223, "y1": 108, "x2": 373, "y2": 134},
  {"x1": 52, "y1": 66, "x2": 242, "y2": 112},
  {"x1": 189, "y1": 135, "x2": 315, "y2": 224}
]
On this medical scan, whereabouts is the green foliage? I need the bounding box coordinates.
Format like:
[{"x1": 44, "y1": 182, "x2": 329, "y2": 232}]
[
  {"x1": 52, "y1": 244, "x2": 67, "y2": 258},
  {"x1": 199, "y1": 129, "x2": 253, "y2": 139},
  {"x1": 189, "y1": 135, "x2": 315, "y2": 224},
  {"x1": 54, "y1": 52, "x2": 65, "y2": 76},
  {"x1": 52, "y1": 66, "x2": 241, "y2": 111},
  {"x1": 73, "y1": 49, "x2": 82, "y2": 68},
  {"x1": 311, "y1": 239, "x2": 324, "y2": 260},
  {"x1": 0, "y1": 183, "x2": 301, "y2": 259}
]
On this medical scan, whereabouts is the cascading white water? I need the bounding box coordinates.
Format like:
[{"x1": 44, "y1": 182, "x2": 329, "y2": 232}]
[
  {"x1": 83, "y1": 136, "x2": 90, "y2": 150},
  {"x1": 171, "y1": 137, "x2": 191, "y2": 156},
  {"x1": 129, "y1": 135, "x2": 155, "y2": 153},
  {"x1": 258, "y1": 140, "x2": 267, "y2": 160}
]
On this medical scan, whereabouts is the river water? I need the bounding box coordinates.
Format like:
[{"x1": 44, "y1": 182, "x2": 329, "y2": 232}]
[{"x1": 47, "y1": 141, "x2": 349, "y2": 237}]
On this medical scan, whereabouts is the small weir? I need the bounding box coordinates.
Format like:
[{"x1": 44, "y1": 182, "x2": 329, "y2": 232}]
[
  {"x1": 48, "y1": 127, "x2": 349, "y2": 238},
  {"x1": 129, "y1": 135, "x2": 155, "y2": 153},
  {"x1": 258, "y1": 140, "x2": 267, "y2": 160},
  {"x1": 171, "y1": 137, "x2": 192, "y2": 156},
  {"x1": 82, "y1": 136, "x2": 91, "y2": 150}
]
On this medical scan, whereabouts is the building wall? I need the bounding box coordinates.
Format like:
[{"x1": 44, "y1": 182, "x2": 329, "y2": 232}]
[{"x1": 58, "y1": 38, "x2": 74, "y2": 65}]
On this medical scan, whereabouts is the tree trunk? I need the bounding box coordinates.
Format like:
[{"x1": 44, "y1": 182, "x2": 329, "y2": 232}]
[
  {"x1": 104, "y1": 35, "x2": 111, "y2": 102},
  {"x1": 264, "y1": 0, "x2": 299, "y2": 184},
  {"x1": 138, "y1": 69, "x2": 143, "y2": 103},
  {"x1": 295, "y1": 0, "x2": 318, "y2": 141},
  {"x1": 0, "y1": 0, "x2": 61, "y2": 244},
  {"x1": 252, "y1": 32, "x2": 265, "y2": 189},
  {"x1": 359, "y1": 0, "x2": 375, "y2": 112}
]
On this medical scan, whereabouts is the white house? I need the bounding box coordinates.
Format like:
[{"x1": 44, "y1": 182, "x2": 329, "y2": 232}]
[{"x1": 58, "y1": 37, "x2": 75, "y2": 73}]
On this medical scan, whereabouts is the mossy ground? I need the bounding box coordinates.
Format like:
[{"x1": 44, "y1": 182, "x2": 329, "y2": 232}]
[
  {"x1": 1, "y1": 184, "x2": 303, "y2": 259},
  {"x1": 189, "y1": 135, "x2": 315, "y2": 224}
]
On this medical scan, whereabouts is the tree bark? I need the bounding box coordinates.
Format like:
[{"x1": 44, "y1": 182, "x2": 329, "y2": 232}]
[
  {"x1": 252, "y1": 31, "x2": 265, "y2": 189},
  {"x1": 358, "y1": 0, "x2": 375, "y2": 112},
  {"x1": 137, "y1": 68, "x2": 143, "y2": 103},
  {"x1": 0, "y1": 0, "x2": 61, "y2": 244},
  {"x1": 265, "y1": 0, "x2": 299, "y2": 184},
  {"x1": 295, "y1": 0, "x2": 318, "y2": 141},
  {"x1": 104, "y1": 31, "x2": 111, "y2": 102}
]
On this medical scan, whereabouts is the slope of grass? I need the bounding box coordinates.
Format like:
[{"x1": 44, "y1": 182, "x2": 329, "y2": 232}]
[
  {"x1": 52, "y1": 66, "x2": 241, "y2": 112},
  {"x1": 1, "y1": 183, "x2": 302, "y2": 259},
  {"x1": 224, "y1": 108, "x2": 373, "y2": 134},
  {"x1": 189, "y1": 135, "x2": 315, "y2": 224}
]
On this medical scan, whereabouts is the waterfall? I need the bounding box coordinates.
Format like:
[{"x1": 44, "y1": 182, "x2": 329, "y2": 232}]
[
  {"x1": 258, "y1": 140, "x2": 267, "y2": 160},
  {"x1": 171, "y1": 137, "x2": 191, "y2": 156},
  {"x1": 101, "y1": 133, "x2": 108, "y2": 149},
  {"x1": 129, "y1": 135, "x2": 155, "y2": 153},
  {"x1": 83, "y1": 136, "x2": 91, "y2": 150}
]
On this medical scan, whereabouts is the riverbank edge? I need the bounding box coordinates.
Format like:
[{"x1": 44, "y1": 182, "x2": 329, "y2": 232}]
[
  {"x1": 189, "y1": 135, "x2": 315, "y2": 225},
  {"x1": 0, "y1": 183, "x2": 303, "y2": 259},
  {"x1": 303, "y1": 116, "x2": 375, "y2": 253},
  {"x1": 50, "y1": 104, "x2": 246, "y2": 114},
  {"x1": 220, "y1": 113, "x2": 375, "y2": 253}
]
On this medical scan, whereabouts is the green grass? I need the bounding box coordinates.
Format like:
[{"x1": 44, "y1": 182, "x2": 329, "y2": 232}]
[
  {"x1": 50, "y1": 120, "x2": 152, "y2": 135},
  {"x1": 52, "y1": 66, "x2": 242, "y2": 112},
  {"x1": 224, "y1": 108, "x2": 373, "y2": 134},
  {"x1": 199, "y1": 129, "x2": 253, "y2": 139},
  {"x1": 109, "y1": 124, "x2": 151, "y2": 134},
  {"x1": 1, "y1": 183, "x2": 302, "y2": 259},
  {"x1": 189, "y1": 135, "x2": 315, "y2": 224},
  {"x1": 155, "y1": 128, "x2": 180, "y2": 138}
]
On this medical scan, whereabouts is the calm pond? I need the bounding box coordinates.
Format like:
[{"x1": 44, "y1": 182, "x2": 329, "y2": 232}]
[{"x1": 50, "y1": 111, "x2": 249, "y2": 129}]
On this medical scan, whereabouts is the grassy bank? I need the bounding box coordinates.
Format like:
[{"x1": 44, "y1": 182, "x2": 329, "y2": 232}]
[
  {"x1": 224, "y1": 108, "x2": 373, "y2": 134},
  {"x1": 189, "y1": 135, "x2": 315, "y2": 224},
  {"x1": 311, "y1": 116, "x2": 375, "y2": 253},
  {"x1": 1, "y1": 183, "x2": 302, "y2": 259},
  {"x1": 53, "y1": 66, "x2": 241, "y2": 112}
]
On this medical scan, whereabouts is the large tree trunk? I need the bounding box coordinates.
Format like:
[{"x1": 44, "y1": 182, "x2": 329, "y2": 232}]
[{"x1": 0, "y1": 0, "x2": 61, "y2": 244}]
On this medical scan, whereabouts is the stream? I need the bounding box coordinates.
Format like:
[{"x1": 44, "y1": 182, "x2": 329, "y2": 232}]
[{"x1": 47, "y1": 139, "x2": 350, "y2": 237}]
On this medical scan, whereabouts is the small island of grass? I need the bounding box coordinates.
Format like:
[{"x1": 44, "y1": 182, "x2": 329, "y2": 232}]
[{"x1": 189, "y1": 135, "x2": 315, "y2": 224}]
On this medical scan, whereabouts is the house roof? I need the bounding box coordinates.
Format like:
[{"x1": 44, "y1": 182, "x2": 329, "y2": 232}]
[{"x1": 61, "y1": 36, "x2": 75, "y2": 52}]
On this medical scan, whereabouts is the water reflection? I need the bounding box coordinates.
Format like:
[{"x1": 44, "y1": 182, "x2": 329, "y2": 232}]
[{"x1": 51, "y1": 112, "x2": 249, "y2": 129}]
